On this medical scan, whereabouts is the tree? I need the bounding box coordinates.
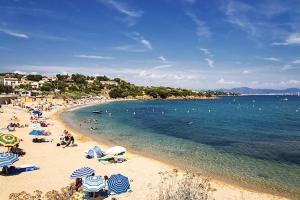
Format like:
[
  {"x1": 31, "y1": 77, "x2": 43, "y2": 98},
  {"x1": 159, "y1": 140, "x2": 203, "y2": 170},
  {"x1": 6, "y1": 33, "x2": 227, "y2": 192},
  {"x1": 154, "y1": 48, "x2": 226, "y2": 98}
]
[
  {"x1": 95, "y1": 75, "x2": 110, "y2": 81},
  {"x1": 56, "y1": 74, "x2": 69, "y2": 81},
  {"x1": 71, "y1": 74, "x2": 86, "y2": 85},
  {"x1": 0, "y1": 85, "x2": 13, "y2": 94},
  {"x1": 109, "y1": 88, "x2": 125, "y2": 98},
  {"x1": 40, "y1": 83, "x2": 53, "y2": 92},
  {"x1": 26, "y1": 74, "x2": 43, "y2": 82}
]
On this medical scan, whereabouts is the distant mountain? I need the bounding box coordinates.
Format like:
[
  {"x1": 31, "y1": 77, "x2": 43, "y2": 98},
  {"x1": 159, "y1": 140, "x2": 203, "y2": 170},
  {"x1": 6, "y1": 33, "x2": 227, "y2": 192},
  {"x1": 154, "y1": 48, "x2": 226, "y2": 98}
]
[{"x1": 220, "y1": 87, "x2": 300, "y2": 95}]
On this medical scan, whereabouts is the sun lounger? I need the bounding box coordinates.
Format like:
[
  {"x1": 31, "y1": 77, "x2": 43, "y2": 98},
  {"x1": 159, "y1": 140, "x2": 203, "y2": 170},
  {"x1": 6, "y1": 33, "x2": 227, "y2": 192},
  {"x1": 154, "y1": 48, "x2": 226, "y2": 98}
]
[{"x1": 98, "y1": 154, "x2": 127, "y2": 164}]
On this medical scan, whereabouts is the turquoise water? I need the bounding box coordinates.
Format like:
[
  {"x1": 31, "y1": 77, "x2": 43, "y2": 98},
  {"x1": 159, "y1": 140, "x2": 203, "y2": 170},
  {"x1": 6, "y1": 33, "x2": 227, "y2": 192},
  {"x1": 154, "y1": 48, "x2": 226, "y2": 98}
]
[{"x1": 61, "y1": 96, "x2": 300, "y2": 198}]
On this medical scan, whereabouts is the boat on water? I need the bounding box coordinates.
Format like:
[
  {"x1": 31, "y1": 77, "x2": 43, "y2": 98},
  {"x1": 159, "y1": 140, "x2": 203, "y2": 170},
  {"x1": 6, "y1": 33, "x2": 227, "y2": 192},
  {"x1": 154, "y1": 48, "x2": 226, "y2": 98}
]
[
  {"x1": 282, "y1": 98, "x2": 288, "y2": 101},
  {"x1": 92, "y1": 110, "x2": 102, "y2": 114}
]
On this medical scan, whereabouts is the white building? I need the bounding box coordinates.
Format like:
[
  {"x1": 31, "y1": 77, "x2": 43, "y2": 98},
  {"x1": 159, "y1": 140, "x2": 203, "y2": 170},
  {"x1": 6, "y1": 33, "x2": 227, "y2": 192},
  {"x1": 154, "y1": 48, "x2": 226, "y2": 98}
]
[
  {"x1": 0, "y1": 77, "x2": 19, "y2": 88},
  {"x1": 30, "y1": 82, "x2": 40, "y2": 89}
]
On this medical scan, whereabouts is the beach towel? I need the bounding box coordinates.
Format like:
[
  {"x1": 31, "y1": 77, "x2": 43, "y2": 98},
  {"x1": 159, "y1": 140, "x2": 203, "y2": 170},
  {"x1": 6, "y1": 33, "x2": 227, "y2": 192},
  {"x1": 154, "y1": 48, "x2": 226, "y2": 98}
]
[
  {"x1": 29, "y1": 130, "x2": 44, "y2": 136},
  {"x1": 28, "y1": 123, "x2": 41, "y2": 129},
  {"x1": 6, "y1": 165, "x2": 39, "y2": 175}
]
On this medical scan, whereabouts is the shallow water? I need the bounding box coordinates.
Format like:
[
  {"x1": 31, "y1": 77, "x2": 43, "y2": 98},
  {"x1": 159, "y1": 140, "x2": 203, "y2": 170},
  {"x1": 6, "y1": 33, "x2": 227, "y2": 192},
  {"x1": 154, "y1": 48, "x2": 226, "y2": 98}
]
[{"x1": 61, "y1": 96, "x2": 300, "y2": 198}]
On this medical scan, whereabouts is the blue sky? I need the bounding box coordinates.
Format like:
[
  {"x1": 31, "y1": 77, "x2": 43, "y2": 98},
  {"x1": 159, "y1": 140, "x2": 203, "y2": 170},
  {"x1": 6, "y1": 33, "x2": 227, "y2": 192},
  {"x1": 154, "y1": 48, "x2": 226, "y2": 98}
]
[{"x1": 0, "y1": 0, "x2": 300, "y2": 89}]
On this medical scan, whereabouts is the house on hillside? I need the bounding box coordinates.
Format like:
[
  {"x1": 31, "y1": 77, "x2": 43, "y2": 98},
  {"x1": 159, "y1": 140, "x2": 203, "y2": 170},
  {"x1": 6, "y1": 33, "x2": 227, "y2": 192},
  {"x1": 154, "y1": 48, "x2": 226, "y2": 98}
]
[
  {"x1": 42, "y1": 77, "x2": 57, "y2": 83},
  {"x1": 100, "y1": 80, "x2": 118, "y2": 86},
  {"x1": 0, "y1": 77, "x2": 19, "y2": 88}
]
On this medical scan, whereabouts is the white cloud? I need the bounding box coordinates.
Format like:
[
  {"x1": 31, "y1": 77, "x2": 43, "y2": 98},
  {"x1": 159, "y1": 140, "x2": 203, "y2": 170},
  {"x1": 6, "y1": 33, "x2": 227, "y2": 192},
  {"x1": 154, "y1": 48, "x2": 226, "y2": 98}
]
[
  {"x1": 279, "y1": 80, "x2": 300, "y2": 86},
  {"x1": 199, "y1": 48, "x2": 213, "y2": 57},
  {"x1": 98, "y1": 0, "x2": 142, "y2": 26},
  {"x1": 205, "y1": 58, "x2": 214, "y2": 68},
  {"x1": 139, "y1": 70, "x2": 196, "y2": 81},
  {"x1": 152, "y1": 64, "x2": 172, "y2": 69},
  {"x1": 182, "y1": 0, "x2": 197, "y2": 4},
  {"x1": 158, "y1": 56, "x2": 167, "y2": 64},
  {"x1": 263, "y1": 57, "x2": 280, "y2": 62},
  {"x1": 140, "y1": 39, "x2": 152, "y2": 50},
  {"x1": 13, "y1": 70, "x2": 27, "y2": 74},
  {"x1": 281, "y1": 65, "x2": 293, "y2": 71},
  {"x1": 111, "y1": 45, "x2": 148, "y2": 52},
  {"x1": 224, "y1": 1, "x2": 257, "y2": 35},
  {"x1": 98, "y1": 0, "x2": 142, "y2": 17},
  {"x1": 217, "y1": 78, "x2": 239, "y2": 85},
  {"x1": 129, "y1": 32, "x2": 152, "y2": 50},
  {"x1": 186, "y1": 12, "x2": 211, "y2": 38},
  {"x1": 0, "y1": 28, "x2": 29, "y2": 39},
  {"x1": 250, "y1": 81, "x2": 259, "y2": 85},
  {"x1": 292, "y1": 59, "x2": 300, "y2": 64},
  {"x1": 73, "y1": 54, "x2": 115, "y2": 60},
  {"x1": 116, "y1": 32, "x2": 152, "y2": 51},
  {"x1": 272, "y1": 33, "x2": 300, "y2": 46},
  {"x1": 242, "y1": 70, "x2": 249, "y2": 74}
]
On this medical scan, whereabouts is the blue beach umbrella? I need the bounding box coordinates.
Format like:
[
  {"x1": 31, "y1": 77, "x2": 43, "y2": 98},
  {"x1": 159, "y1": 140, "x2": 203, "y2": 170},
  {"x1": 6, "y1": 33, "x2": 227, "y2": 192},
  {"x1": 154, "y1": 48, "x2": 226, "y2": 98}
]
[
  {"x1": 70, "y1": 167, "x2": 95, "y2": 179},
  {"x1": 32, "y1": 111, "x2": 42, "y2": 116},
  {"x1": 0, "y1": 153, "x2": 18, "y2": 167},
  {"x1": 81, "y1": 176, "x2": 105, "y2": 192},
  {"x1": 108, "y1": 174, "x2": 130, "y2": 195}
]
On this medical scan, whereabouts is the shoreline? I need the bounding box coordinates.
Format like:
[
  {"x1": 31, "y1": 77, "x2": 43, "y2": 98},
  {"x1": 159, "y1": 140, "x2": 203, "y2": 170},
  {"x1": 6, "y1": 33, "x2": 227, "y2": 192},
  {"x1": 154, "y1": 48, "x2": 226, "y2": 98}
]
[{"x1": 58, "y1": 99, "x2": 292, "y2": 200}]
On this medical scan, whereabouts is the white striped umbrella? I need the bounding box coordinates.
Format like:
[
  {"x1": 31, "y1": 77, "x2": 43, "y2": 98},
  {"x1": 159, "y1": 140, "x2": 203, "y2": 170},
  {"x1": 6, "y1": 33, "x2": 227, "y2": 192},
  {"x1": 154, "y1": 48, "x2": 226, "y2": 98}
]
[
  {"x1": 81, "y1": 176, "x2": 105, "y2": 192},
  {"x1": 70, "y1": 167, "x2": 95, "y2": 179},
  {"x1": 0, "y1": 153, "x2": 18, "y2": 167}
]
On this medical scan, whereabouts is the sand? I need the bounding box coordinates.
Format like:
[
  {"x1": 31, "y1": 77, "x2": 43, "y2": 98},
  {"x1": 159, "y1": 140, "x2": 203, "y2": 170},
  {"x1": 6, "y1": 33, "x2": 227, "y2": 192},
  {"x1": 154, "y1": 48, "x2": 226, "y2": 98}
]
[{"x1": 0, "y1": 102, "x2": 290, "y2": 200}]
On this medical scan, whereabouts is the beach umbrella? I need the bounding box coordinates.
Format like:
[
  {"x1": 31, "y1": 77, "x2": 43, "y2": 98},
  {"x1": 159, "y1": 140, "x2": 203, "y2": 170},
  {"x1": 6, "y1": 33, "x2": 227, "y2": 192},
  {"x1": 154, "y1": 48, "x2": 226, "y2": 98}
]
[
  {"x1": 107, "y1": 174, "x2": 130, "y2": 194},
  {"x1": 0, "y1": 134, "x2": 19, "y2": 147},
  {"x1": 106, "y1": 146, "x2": 126, "y2": 155},
  {"x1": 11, "y1": 118, "x2": 20, "y2": 123},
  {"x1": 0, "y1": 153, "x2": 18, "y2": 167},
  {"x1": 81, "y1": 176, "x2": 105, "y2": 192},
  {"x1": 32, "y1": 110, "x2": 42, "y2": 116},
  {"x1": 70, "y1": 167, "x2": 95, "y2": 179}
]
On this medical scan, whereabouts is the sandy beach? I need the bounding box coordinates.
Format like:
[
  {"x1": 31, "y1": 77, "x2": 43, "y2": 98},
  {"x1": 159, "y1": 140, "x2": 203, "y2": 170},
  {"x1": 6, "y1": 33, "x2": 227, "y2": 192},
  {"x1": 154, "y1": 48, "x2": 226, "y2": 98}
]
[{"x1": 0, "y1": 101, "x2": 291, "y2": 200}]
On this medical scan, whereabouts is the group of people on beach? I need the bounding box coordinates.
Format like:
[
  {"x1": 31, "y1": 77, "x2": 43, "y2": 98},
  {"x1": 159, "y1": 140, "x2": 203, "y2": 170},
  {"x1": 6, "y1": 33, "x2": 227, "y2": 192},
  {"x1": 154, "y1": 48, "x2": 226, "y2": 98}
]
[
  {"x1": 58, "y1": 130, "x2": 75, "y2": 148},
  {"x1": 71, "y1": 175, "x2": 110, "y2": 198}
]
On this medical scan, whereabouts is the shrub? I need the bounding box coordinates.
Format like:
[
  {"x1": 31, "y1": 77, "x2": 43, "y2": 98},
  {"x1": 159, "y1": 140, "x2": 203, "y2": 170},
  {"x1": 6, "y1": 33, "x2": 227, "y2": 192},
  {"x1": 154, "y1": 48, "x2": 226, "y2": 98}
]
[
  {"x1": 9, "y1": 187, "x2": 74, "y2": 200},
  {"x1": 158, "y1": 170, "x2": 215, "y2": 200}
]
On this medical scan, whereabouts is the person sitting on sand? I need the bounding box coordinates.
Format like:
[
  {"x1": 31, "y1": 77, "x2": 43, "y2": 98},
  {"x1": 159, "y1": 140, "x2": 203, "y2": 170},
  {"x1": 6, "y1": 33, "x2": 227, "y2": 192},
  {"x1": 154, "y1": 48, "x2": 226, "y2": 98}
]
[
  {"x1": 72, "y1": 178, "x2": 82, "y2": 191},
  {"x1": 99, "y1": 175, "x2": 109, "y2": 196},
  {"x1": 9, "y1": 144, "x2": 26, "y2": 156},
  {"x1": 7, "y1": 125, "x2": 15, "y2": 132},
  {"x1": 63, "y1": 132, "x2": 75, "y2": 147}
]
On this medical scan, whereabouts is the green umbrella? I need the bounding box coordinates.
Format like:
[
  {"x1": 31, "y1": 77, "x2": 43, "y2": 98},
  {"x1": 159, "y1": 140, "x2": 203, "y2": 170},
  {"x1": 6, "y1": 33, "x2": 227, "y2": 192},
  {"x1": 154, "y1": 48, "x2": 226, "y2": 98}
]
[{"x1": 0, "y1": 134, "x2": 19, "y2": 147}]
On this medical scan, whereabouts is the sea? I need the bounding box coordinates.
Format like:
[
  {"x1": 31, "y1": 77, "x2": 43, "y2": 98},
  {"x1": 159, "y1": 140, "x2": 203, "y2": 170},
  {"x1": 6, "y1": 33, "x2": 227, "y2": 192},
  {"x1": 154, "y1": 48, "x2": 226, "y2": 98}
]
[{"x1": 61, "y1": 95, "x2": 300, "y2": 199}]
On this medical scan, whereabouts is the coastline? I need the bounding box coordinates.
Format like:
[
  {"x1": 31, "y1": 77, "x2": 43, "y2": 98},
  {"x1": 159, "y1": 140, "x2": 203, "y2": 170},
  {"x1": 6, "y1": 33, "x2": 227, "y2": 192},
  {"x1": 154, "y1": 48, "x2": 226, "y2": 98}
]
[{"x1": 58, "y1": 99, "x2": 292, "y2": 200}]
